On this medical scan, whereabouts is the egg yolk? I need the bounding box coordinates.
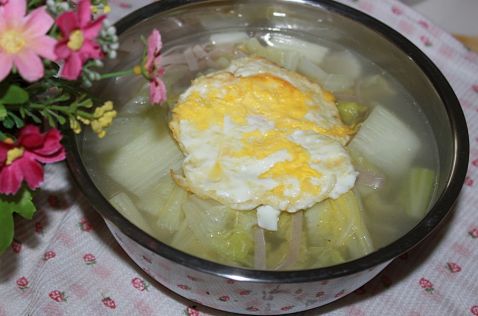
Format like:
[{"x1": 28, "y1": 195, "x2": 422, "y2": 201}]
[{"x1": 172, "y1": 73, "x2": 353, "y2": 199}]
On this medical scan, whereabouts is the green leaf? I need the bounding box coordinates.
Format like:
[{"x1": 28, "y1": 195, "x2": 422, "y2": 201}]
[
  {"x1": 0, "y1": 188, "x2": 36, "y2": 254},
  {"x1": 0, "y1": 207, "x2": 14, "y2": 254},
  {"x1": 47, "y1": 109, "x2": 66, "y2": 125},
  {"x1": 49, "y1": 93, "x2": 71, "y2": 104},
  {"x1": 0, "y1": 103, "x2": 6, "y2": 120},
  {"x1": 46, "y1": 113, "x2": 56, "y2": 128},
  {"x1": 19, "y1": 106, "x2": 26, "y2": 119},
  {"x1": 15, "y1": 188, "x2": 36, "y2": 219},
  {"x1": 25, "y1": 110, "x2": 42, "y2": 124},
  {"x1": 0, "y1": 188, "x2": 36, "y2": 219},
  {"x1": 2, "y1": 116, "x2": 14, "y2": 129},
  {"x1": 0, "y1": 85, "x2": 29, "y2": 105},
  {"x1": 8, "y1": 112, "x2": 24, "y2": 129},
  {"x1": 79, "y1": 98, "x2": 93, "y2": 109}
]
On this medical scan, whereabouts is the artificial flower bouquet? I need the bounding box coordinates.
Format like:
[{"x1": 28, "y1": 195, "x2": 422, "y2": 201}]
[{"x1": 0, "y1": 0, "x2": 166, "y2": 253}]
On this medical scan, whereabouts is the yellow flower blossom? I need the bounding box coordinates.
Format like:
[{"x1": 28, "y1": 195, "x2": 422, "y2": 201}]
[
  {"x1": 3, "y1": 138, "x2": 14, "y2": 145},
  {"x1": 69, "y1": 117, "x2": 82, "y2": 134},
  {"x1": 67, "y1": 30, "x2": 85, "y2": 51},
  {"x1": 6, "y1": 147, "x2": 24, "y2": 165},
  {"x1": 91, "y1": 101, "x2": 117, "y2": 138},
  {"x1": 133, "y1": 65, "x2": 142, "y2": 76},
  {"x1": 93, "y1": 101, "x2": 114, "y2": 118},
  {"x1": 77, "y1": 116, "x2": 91, "y2": 125}
]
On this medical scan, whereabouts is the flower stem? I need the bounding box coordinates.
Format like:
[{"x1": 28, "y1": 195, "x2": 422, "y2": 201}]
[
  {"x1": 99, "y1": 69, "x2": 135, "y2": 79},
  {"x1": 76, "y1": 110, "x2": 95, "y2": 120},
  {"x1": 30, "y1": 104, "x2": 70, "y2": 114}
]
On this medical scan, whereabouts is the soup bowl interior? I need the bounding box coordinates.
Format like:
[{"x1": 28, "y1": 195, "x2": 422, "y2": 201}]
[{"x1": 66, "y1": 0, "x2": 469, "y2": 314}]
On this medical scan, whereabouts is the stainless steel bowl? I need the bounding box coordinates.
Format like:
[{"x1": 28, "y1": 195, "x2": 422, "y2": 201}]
[{"x1": 67, "y1": 0, "x2": 469, "y2": 314}]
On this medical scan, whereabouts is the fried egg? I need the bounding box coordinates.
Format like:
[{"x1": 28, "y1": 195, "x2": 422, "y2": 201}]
[{"x1": 169, "y1": 57, "x2": 358, "y2": 230}]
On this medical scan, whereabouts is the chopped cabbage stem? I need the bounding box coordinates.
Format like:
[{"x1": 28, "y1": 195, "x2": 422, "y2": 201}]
[
  {"x1": 400, "y1": 168, "x2": 436, "y2": 219},
  {"x1": 349, "y1": 105, "x2": 420, "y2": 177},
  {"x1": 182, "y1": 196, "x2": 255, "y2": 266},
  {"x1": 264, "y1": 33, "x2": 329, "y2": 64},
  {"x1": 109, "y1": 192, "x2": 156, "y2": 238},
  {"x1": 356, "y1": 74, "x2": 396, "y2": 105},
  {"x1": 105, "y1": 107, "x2": 183, "y2": 197},
  {"x1": 153, "y1": 180, "x2": 187, "y2": 240},
  {"x1": 305, "y1": 190, "x2": 373, "y2": 264},
  {"x1": 211, "y1": 32, "x2": 249, "y2": 45},
  {"x1": 321, "y1": 50, "x2": 362, "y2": 81}
]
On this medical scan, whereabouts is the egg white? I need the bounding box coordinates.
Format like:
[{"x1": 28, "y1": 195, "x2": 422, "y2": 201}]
[{"x1": 169, "y1": 57, "x2": 357, "y2": 228}]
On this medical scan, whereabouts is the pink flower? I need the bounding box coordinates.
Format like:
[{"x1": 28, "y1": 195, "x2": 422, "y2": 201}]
[
  {"x1": 316, "y1": 291, "x2": 325, "y2": 297},
  {"x1": 471, "y1": 305, "x2": 478, "y2": 316},
  {"x1": 419, "y1": 277, "x2": 434, "y2": 292},
  {"x1": 131, "y1": 277, "x2": 149, "y2": 291},
  {"x1": 447, "y1": 262, "x2": 461, "y2": 273},
  {"x1": 186, "y1": 275, "x2": 198, "y2": 281},
  {"x1": 54, "y1": 0, "x2": 105, "y2": 80},
  {"x1": 469, "y1": 228, "x2": 478, "y2": 238},
  {"x1": 43, "y1": 250, "x2": 56, "y2": 261},
  {"x1": 419, "y1": 278, "x2": 432, "y2": 288},
  {"x1": 11, "y1": 239, "x2": 21, "y2": 253},
  {"x1": 418, "y1": 20, "x2": 429, "y2": 29},
  {"x1": 334, "y1": 289, "x2": 345, "y2": 298},
  {"x1": 145, "y1": 29, "x2": 167, "y2": 104},
  {"x1": 150, "y1": 77, "x2": 167, "y2": 104},
  {"x1": 391, "y1": 5, "x2": 403, "y2": 15},
  {"x1": 0, "y1": 0, "x2": 57, "y2": 81},
  {"x1": 281, "y1": 306, "x2": 294, "y2": 311},
  {"x1": 102, "y1": 297, "x2": 116, "y2": 309},
  {"x1": 83, "y1": 253, "x2": 96, "y2": 265},
  {"x1": 0, "y1": 125, "x2": 65, "y2": 195},
  {"x1": 34, "y1": 221, "x2": 43, "y2": 234},
  {"x1": 186, "y1": 306, "x2": 200, "y2": 316},
  {"x1": 49, "y1": 290, "x2": 67, "y2": 302},
  {"x1": 145, "y1": 29, "x2": 162, "y2": 75},
  {"x1": 420, "y1": 35, "x2": 432, "y2": 47},
  {"x1": 79, "y1": 218, "x2": 93, "y2": 231},
  {"x1": 16, "y1": 276, "x2": 29, "y2": 290}
]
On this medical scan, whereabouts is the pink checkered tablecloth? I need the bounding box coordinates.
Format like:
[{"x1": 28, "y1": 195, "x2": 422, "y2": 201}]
[{"x1": 1, "y1": 0, "x2": 477, "y2": 315}]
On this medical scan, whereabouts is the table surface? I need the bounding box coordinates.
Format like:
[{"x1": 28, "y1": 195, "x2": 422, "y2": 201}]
[
  {"x1": 403, "y1": 0, "x2": 478, "y2": 36},
  {"x1": 1, "y1": 1, "x2": 478, "y2": 315}
]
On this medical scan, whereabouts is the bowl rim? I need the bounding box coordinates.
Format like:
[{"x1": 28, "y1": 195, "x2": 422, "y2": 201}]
[{"x1": 66, "y1": 0, "x2": 469, "y2": 283}]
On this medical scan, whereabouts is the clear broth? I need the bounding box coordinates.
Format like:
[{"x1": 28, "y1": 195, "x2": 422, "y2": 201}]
[{"x1": 82, "y1": 30, "x2": 439, "y2": 270}]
